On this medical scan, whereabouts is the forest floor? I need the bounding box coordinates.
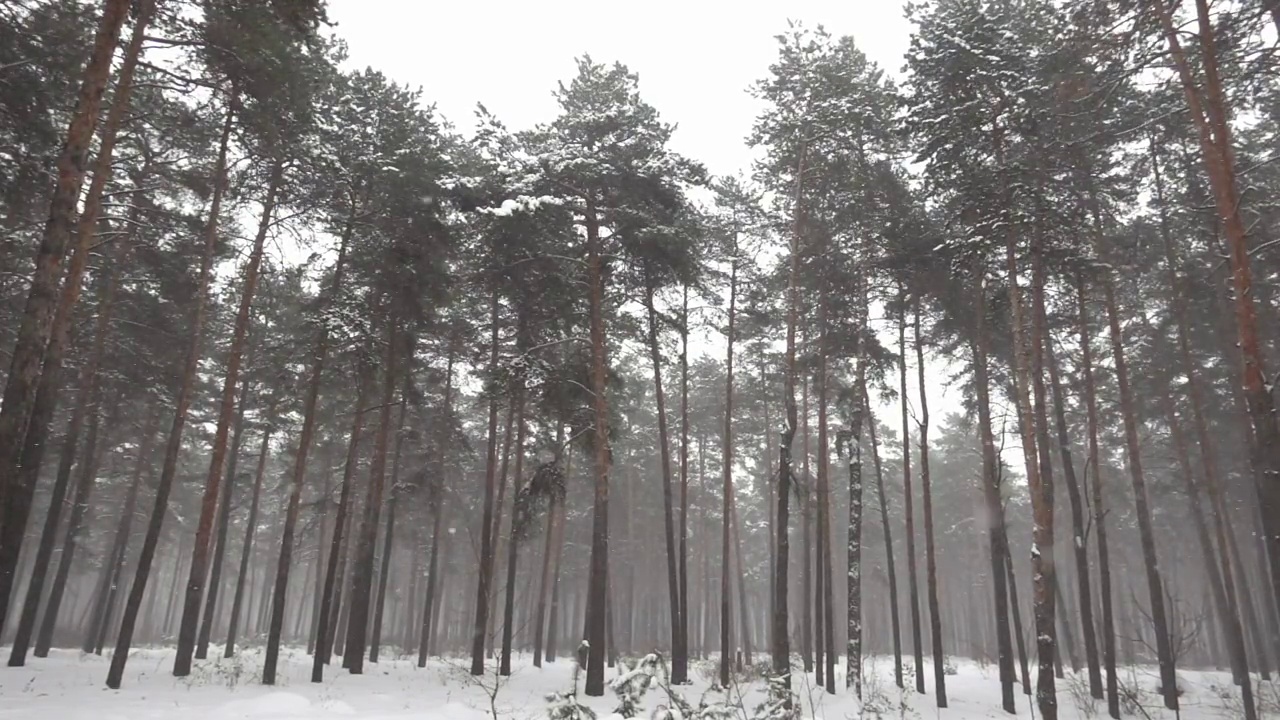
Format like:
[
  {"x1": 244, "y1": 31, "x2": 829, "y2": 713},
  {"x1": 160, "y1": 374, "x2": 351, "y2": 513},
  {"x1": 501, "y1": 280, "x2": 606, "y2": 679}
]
[{"x1": 0, "y1": 646, "x2": 1266, "y2": 719}]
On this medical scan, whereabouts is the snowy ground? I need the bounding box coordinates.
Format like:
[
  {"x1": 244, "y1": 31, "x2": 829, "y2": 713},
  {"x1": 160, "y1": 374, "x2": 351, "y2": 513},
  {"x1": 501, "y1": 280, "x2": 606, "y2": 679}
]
[{"x1": 0, "y1": 646, "x2": 1268, "y2": 719}]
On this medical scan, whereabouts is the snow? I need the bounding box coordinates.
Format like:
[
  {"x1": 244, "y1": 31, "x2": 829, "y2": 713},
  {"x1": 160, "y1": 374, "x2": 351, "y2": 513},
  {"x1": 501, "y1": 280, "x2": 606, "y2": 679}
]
[{"x1": 0, "y1": 647, "x2": 1259, "y2": 720}]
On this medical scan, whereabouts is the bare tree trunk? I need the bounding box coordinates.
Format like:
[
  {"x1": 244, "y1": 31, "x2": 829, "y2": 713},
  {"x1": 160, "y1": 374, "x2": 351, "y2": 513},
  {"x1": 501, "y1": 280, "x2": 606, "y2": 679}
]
[
  {"x1": 776, "y1": 156, "x2": 799, "y2": 694},
  {"x1": 972, "y1": 276, "x2": 1016, "y2": 714},
  {"x1": 418, "y1": 356, "x2": 454, "y2": 665},
  {"x1": 499, "y1": 377, "x2": 528, "y2": 676},
  {"x1": 84, "y1": 405, "x2": 159, "y2": 654},
  {"x1": 470, "y1": 290, "x2": 504, "y2": 676},
  {"x1": 914, "y1": 298, "x2": 947, "y2": 706},
  {"x1": 1149, "y1": 0, "x2": 1280, "y2": 641},
  {"x1": 847, "y1": 355, "x2": 867, "y2": 698},
  {"x1": 1003, "y1": 531, "x2": 1032, "y2": 697},
  {"x1": 225, "y1": 405, "x2": 275, "y2": 657},
  {"x1": 1076, "y1": 277, "x2": 1119, "y2": 719},
  {"x1": 106, "y1": 97, "x2": 235, "y2": 690},
  {"x1": 263, "y1": 209, "x2": 354, "y2": 682},
  {"x1": 802, "y1": 372, "x2": 813, "y2": 675},
  {"x1": 371, "y1": 380, "x2": 409, "y2": 664},
  {"x1": 998, "y1": 161, "x2": 1056, "y2": 717},
  {"x1": 311, "y1": 373, "x2": 369, "y2": 682},
  {"x1": 174, "y1": 158, "x2": 285, "y2": 677},
  {"x1": 897, "y1": 287, "x2": 925, "y2": 695},
  {"x1": 344, "y1": 322, "x2": 400, "y2": 675},
  {"x1": 197, "y1": 377, "x2": 252, "y2": 659},
  {"x1": 678, "y1": 284, "x2": 691, "y2": 684},
  {"x1": 645, "y1": 285, "x2": 684, "y2": 682},
  {"x1": 1044, "y1": 328, "x2": 1101, "y2": 698},
  {"x1": 29, "y1": 393, "x2": 116, "y2": 650},
  {"x1": 0, "y1": 0, "x2": 134, "y2": 632},
  {"x1": 582, "y1": 207, "x2": 613, "y2": 696},
  {"x1": 719, "y1": 256, "x2": 737, "y2": 688},
  {"x1": 533, "y1": 425, "x2": 565, "y2": 668},
  {"x1": 865, "y1": 386, "x2": 904, "y2": 688},
  {"x1": 6, "y1": 5, "x2": 151, "y2": 655},
  {"x1": 1097, "y1": 271, "x2": 1176, "y2": 709}
]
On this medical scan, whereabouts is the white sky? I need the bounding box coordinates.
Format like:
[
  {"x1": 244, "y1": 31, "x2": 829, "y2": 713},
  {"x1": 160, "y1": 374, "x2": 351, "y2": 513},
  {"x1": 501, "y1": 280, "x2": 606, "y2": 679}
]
[
  {"x1": 323, "y1": 0, "x2": 993, "y2": 462},
  {"x1": 326, "y1": 0, "x2": 912, "y2": 177}
]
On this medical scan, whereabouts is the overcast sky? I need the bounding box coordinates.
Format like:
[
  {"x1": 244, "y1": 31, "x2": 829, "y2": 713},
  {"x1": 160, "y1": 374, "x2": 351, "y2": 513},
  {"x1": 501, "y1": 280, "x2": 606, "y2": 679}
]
[
  {"x1": 321, "y1": 0, "x2": 988, "y2": 452},
  {"x1": 327, "y1": 0, "x2": 912, "y2": 177}
]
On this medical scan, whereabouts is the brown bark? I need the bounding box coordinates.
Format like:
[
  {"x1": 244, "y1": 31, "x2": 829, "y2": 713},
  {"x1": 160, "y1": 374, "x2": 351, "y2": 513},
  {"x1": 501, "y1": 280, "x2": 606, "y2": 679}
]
[
  {"x1": 1044, "y1": 327, "x2": 1102, "y2": 698},
  {"x1": 914, "y1": 299, "x2": 946, "y2": 705},
  {"x1": 499, "y1": 376, "x2": 527, "y2": 676},
  {"x1": 370, "y1": 378, "x2": 410, "y2": 664},
  {"x1": 645, "y1": 284, "x2": 684, "y2": 681},
  {"x1": 311, "y1": 371, "x2": 369, "y2": 682},
  {"x1": 719, "y1": 253, "x2": 737, "y2": 688},
  {"x1": 1149, "y1": 0, "x2": 1280, "y2": 630},
  {"x1": 897, "y1": 288, "x2": 926, "y2": 695},
  {"x1": 865, "y1": 384, "x2": 904, "y2": 689},
  {"x1": 263, "y1": 202, "x2": 354, "y2": 683},
  {"x1": 343, "y1": 319, "x2": 401, "y2": 675},
  {"x1": 0, "y1": 0, "x2": 133, "y2": 632},
  {"x1": 1097, "y1": 272, "x2": 1176, "y2": 709},
  {"x1": 972, "y1": 275, "x2": 1016, "y2": 713},
  {"x1": 801, "y1": 372, "x2": 814, "y2": 674},
  {"x1": 84, "y1": 405, "x2": 160, "y2": 655},
  {"x1": 106, "y1": 96, "x2": 235, "y2": 690},
  {"x1": 533, "y1": 424, "x2": 565, "y2": 668},
  {"x1": 225, "y1": 404, "x2": 275, "y2": 656},
  {"x1": 470, "y1": 290, "x2": 504, "y2": 676},
  {"x1": 678, "y1": 284, "x2": 690, "y2": 683},
  {"x1": 1075, "y1": 277, "x2": 1120, "y2": 718},
  {"x1": 419, "y1": 355, "x2": 454, "y2": 665},
  {"x1": 583, "y1": 207, "x2": 612, "y2": 696},
  {"x1": 197, "y1": 376, "x2": 253, "y2": 660},
  {"x1": 174, "y1": 157, "x2": 285, "y2": 677}
]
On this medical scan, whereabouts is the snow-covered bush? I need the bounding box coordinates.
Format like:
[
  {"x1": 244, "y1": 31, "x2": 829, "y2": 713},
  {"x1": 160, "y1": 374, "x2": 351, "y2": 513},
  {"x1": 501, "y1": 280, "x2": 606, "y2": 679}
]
[{"x1": 545, "y1": 641, "x2": 596, "y2": 720}]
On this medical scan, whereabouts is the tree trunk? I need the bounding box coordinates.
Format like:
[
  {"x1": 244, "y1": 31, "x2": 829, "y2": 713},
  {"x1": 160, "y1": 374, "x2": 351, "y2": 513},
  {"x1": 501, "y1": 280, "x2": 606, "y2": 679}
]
[
  {"x1": 1000, "y1": 178, "x2": 1057, "y2": 718},
  {"x1": 174, "y1": 157, "x2": 285, "y2": 677},
  {"x1": 972, "y1": 276, "x2": 1016, "y2": 714},
  {"x1": 311, "y1": 373, "x2": 369, "y2": 682},
  {"x1": 1003, "y1": 531, "x2": 1032, "y2": 698},
  {"x1": 776, "y1": 154, "x2": 799, "y2": 694},
  {"x1": 914, "y1": 298, "x2": 947, "y2": 706},
  {"x1": 197, "y1": 377, "x2": 253, "y2": 659},
  {"x1": 1076, "y1": 276, "x2": 1119, "y2": 719},
  {"x1": 897, "y1": 287, "x2": 925, "y2": 695},
  {"x1": 84, "y1": 405, "x2": 160, "y2": 654},
  {"x1": 470, "y1": 290, "x2": 503, "y2": 677},
  {"x1": 645, "y1": 286, "x2": 683, "y2": 682},
  {"x1": 343, "y1": 322, "x2": 400, "y2": 675},
  {"x1": 1044, "y1": 327, "x2": 1101, "y2": 698},
  {"x1": 865, "y1": 385, "x2": 904, "y2": 689},
  {"x1": 105, "y1": 96, "x2": 235, "y2": 690},
  {"x1": 1150, "y1": 0, "x2": 1280, "y2": 641},
  {"x1": 533, "y1": 425, "x2": 565, "y2": 668},
  {"x1": 802, "y1": 372, "x2": 813, "y2": 675},
  {"x1": 817, "y1": 288, "x2": 834, "y2": 694},
  {"x1": 419, "y1": 355, "x2": 454, "y2": 666},
  {"x1": 719, "y1": 255, "x2": 737, "y2": 689},
  {"x1": 225, "y1": 405, "x2": 275, "y2": 657},
  {"x1": 29, "y1": 392, "x2": 116, "y2": 651},
  {"x1": 678, "y1": 284, "x2": 691, "y2": 684},
  {"x1": 371, "y1": 380, "x2": 409, "y2": 664},
  {"x1": 1097, "y1": 272, "x2": 1176, "y2": 709},
  {"x1": 582, "y1": 207, "x2": 612, "y2": 697},
  {"x1": 0, "y1": 0, "x2": 134, "y2": 633},
  {"x1": 263, "y1": 202, "x2": 353, "y2": 684},
  {"x1": 499, "y1": 377, "x2": 527, "y2": 676},
  {"x1": 847, "y1": 359, "x2": 866, "y2": 698},
  {"x1": 6, "y1": 4, "x2": 151, "y2": 655}
]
